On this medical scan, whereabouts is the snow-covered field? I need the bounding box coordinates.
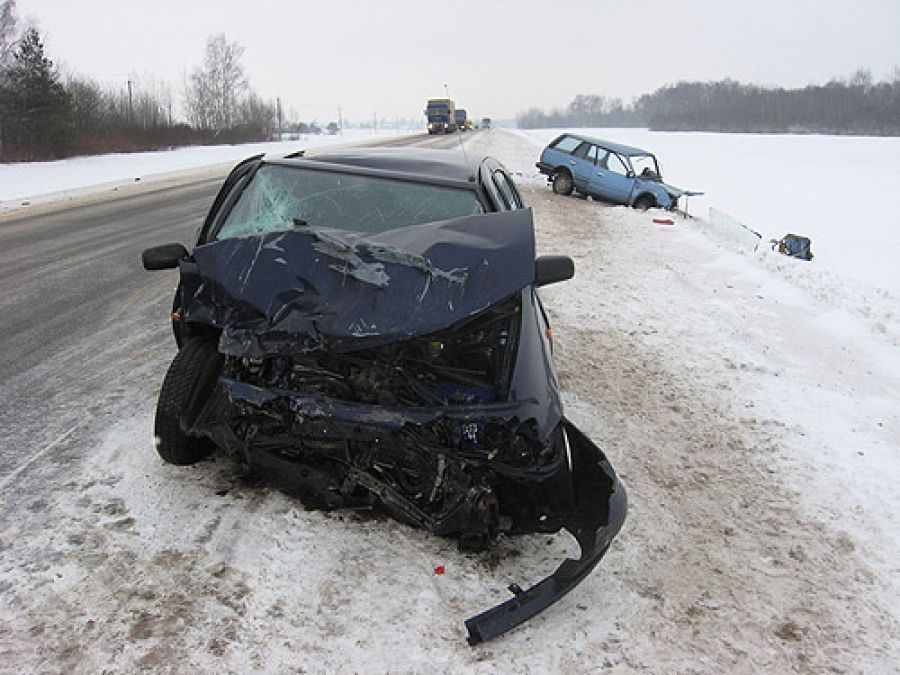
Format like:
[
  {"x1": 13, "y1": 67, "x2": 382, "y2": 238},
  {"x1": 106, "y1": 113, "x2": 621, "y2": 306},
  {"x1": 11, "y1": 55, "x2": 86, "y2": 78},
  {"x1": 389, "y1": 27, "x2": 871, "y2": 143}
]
[
  {"x1": 513, "y1": 128, "x2": 900, "y2": 295},
  {"x1": 0, "y1": 129, "x2": 412, "y2": 212},
  {"x1": 1, "y1": 129, "x2": 898, "y2": 672}
]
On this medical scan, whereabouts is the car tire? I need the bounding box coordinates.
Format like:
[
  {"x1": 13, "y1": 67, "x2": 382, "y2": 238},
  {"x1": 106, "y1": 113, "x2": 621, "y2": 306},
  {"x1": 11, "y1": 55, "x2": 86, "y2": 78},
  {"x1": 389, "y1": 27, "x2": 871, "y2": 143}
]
[
  {"x1": 551, "y1": 171, "x2": 574, "y2": 196},
  {"x1": 633, "y1": 194, "x2": 656, "y2": 211},
  {"x1": 154, "y1": 338, "x2": 224, "y2": 465}
]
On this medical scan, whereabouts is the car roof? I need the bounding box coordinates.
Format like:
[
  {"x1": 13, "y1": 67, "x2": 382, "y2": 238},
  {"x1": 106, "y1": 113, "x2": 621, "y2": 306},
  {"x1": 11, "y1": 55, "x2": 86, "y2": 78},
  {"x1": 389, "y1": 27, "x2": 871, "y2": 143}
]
[
  {"x1": 560, "y1": 133, "x2": 653, "y2": 157},
  {"x1": 268, "y1": 147, "x2": 483, "y2": 188}
]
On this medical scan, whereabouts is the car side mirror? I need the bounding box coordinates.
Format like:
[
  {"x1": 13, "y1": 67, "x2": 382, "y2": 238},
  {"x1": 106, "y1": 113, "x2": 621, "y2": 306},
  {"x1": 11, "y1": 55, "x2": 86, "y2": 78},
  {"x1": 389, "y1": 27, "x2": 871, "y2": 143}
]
[
  {"x1": 142, "y1": 243, "x2": 189, "y2": 270},
  {"x1": 535, "y1": 255, "x2": 574, "y2": 287}
]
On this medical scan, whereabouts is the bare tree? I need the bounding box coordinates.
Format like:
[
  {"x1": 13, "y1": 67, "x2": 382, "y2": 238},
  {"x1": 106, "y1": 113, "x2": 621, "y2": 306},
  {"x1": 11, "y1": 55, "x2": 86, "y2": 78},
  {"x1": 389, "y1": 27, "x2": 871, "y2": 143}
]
[
  {"x1": 237, "y1": 91, "x2": 277, "y2": 139},
  {"x1": 0, "y1": 0, "x2": 17, "y2": 68},
  {"x1": 184, "y1": 34, "x2": 246, "y2": 134}
]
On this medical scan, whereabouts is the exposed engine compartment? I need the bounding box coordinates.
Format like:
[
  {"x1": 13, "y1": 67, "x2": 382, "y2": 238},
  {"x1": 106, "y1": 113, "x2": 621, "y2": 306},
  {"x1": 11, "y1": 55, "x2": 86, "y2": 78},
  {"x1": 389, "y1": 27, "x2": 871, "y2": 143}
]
[
  {"x1": 227, "y1": 294, "x2": 521, "y2": 407},
  {"x1": 213, "y1": 295, "x2": 570, "y2": 551}
]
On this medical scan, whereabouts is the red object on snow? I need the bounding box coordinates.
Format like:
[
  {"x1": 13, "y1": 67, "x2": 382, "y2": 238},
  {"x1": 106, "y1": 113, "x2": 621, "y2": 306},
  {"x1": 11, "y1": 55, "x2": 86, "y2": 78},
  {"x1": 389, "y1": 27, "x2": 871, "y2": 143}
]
[
  {"x1": 653, "y1": 218, "x2": 675, "y2": 226},
  {"x1": 434, "y1": 565, "x2": 445, "y2": 575}
]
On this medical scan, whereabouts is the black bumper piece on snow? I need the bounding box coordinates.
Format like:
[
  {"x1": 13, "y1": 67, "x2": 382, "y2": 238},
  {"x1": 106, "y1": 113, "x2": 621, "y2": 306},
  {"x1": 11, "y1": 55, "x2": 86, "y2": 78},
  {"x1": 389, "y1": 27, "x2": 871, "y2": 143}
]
[{"x1": 464, "y1": 420, "x2": 627, "y2": 646}]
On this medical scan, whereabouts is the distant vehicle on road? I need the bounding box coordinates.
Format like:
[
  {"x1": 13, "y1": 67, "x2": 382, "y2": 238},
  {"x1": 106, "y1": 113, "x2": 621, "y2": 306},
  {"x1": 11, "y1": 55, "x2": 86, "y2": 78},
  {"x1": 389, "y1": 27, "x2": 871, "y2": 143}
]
[
  {"x1": 481, "y1": 117, "x2": 492, "y2": 129},
  {"x1": 425, "y1": 98, "x2": 457, "y2": 133},
  {"x1": 454, "y1": 108, "x2": 469, "y2": 131},
  {"x1": 536, "y1": 133, "x2": 701, "y2": 210}
]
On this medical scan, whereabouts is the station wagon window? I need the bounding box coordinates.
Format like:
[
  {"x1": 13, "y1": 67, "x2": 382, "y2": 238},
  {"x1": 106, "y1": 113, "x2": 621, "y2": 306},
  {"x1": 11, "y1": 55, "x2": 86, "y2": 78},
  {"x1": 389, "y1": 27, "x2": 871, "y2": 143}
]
[
  {"x1": 606, "y1": 153, "x2": 630, "y2": 176},
  {"x1": 551, "y1": 135, "x2": 582, "y2": 154},
  {"x1": 586, "y1": 145, "x2": 602, "y2": 165}
]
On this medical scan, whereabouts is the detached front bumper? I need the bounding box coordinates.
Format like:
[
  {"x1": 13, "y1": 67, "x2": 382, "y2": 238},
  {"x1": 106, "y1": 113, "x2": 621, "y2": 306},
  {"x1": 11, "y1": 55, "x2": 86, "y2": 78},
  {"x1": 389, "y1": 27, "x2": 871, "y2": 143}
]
[
  {"x1": 193, "y1": 380, "x2": 627, "y2": 645},
  {"x1": 464, "y1": 419, "x2": 627, "y2": 645},
  {"x1": 535, "y1": 161, "x2": 554, "y2": 177}
]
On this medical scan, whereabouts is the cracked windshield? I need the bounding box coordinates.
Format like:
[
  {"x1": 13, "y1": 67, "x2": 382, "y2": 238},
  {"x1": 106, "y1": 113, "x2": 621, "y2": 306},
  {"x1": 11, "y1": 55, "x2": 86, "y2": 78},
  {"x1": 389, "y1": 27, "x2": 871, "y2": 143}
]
[{"x1": 217, "y1": 165, "x2": 485, "y2": 239}]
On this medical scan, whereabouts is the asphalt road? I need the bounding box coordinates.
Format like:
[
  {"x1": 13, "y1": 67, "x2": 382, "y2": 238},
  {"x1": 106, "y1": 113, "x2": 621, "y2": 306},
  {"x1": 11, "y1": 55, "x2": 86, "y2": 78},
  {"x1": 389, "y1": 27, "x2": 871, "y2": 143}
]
[{"x1": 0, "y1": 132, "x2": 465, "y2": 477}]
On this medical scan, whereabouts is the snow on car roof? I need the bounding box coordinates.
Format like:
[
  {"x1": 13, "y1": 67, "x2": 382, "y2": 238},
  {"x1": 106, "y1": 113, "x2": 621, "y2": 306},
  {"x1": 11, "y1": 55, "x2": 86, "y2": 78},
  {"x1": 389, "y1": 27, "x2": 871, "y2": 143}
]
[{"x1": 563, "y1": 133, "x2": 654, "y2": 157}]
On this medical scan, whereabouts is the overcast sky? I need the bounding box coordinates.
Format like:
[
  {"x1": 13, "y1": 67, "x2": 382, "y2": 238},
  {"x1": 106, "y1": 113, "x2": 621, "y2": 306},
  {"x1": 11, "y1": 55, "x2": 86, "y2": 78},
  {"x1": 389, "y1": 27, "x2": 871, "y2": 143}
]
[{"x1": 14, "y1": 0, "x2": 900, "y2": 125}]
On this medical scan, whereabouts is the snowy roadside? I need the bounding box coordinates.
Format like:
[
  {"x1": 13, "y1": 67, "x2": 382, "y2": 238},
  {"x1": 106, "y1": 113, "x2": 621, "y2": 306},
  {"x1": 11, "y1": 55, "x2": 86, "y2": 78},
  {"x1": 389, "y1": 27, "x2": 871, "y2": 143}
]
[
  {"x1": 0, "y1": 129, "x2": 897, "y2": 673},
  {"x1": 470, "y1": 130, "x2": 900, "y2": 669},
  {"x1": 0, "y1": 130, "x2": 415, "y2": 217},
  {"x1": 529, "y1": 192, "x2": 899, "y2": 671}
]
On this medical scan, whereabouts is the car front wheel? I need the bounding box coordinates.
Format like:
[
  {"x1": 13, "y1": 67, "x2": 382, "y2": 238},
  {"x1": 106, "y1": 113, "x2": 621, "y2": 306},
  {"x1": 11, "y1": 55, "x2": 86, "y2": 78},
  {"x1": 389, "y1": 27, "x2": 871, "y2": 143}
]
[
  {"x1": 154, "y1": 338, "x2": 223, "y2": 465},
  {"x1": 633, "y1": 194, "x2": 656, "y2": 211},
  {"x1": 551, "y1": 171, "x2": 574, "y2": 196}
]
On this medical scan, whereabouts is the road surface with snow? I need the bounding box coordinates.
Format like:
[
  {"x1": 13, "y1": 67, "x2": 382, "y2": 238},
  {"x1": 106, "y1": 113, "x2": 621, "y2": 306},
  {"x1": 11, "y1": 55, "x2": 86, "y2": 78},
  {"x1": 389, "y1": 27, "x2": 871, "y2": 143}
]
[{"x1": 0, "y1": 130, "x2": 897, "y2": 673}]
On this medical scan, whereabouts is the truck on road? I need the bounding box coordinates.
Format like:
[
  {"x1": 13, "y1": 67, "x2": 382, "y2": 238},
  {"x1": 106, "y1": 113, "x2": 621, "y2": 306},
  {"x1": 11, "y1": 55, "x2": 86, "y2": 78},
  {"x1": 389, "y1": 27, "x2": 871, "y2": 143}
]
[
  {"x1": 455, "y1": 108, "x2": 470, "y2": 131},
  {"x1": 425, "y1": 98, "x2": 457, "y2": 133}
]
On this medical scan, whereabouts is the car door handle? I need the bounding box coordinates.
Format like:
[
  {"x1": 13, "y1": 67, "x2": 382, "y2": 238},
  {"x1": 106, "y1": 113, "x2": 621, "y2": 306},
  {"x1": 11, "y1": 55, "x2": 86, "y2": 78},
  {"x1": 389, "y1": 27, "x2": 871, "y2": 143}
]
[{"x1": 569, "y1": 160, "x2": 576, "y2": 165}]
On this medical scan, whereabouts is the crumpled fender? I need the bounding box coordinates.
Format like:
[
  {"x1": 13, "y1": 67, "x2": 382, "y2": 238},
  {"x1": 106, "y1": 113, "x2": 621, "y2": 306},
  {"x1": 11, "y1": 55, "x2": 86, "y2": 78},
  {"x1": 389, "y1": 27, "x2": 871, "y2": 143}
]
[
  {"x1": 464, "y1": 418, "x2": 627, "y2": 645},
  {"x1": 178, "y1": 209, "x2": 537, "y2": 357}
]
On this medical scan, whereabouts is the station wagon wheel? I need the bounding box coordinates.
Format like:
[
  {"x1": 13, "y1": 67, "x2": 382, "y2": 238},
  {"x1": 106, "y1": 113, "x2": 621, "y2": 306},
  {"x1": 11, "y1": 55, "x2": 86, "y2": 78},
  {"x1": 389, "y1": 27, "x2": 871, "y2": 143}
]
[
  {"x1": 154, "y1": 338, "x2": 224, "y2": 465},
  {"x1": 633, "y1": 194, "x2": 656, "y2": 211},
  {"x1": 551, "y1": 171, "x2": 574, "y2": 196}
]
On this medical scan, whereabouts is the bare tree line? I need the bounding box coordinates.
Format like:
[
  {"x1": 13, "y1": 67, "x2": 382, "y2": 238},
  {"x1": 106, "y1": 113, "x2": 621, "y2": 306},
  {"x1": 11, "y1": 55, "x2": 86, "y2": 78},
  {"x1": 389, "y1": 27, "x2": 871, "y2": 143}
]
[
  {"x1": 0, "y1": 1, "x2": 279, "y2": 161},
  {"x1": 517, "y1": 69, "x2": 900, "y2": 136}
]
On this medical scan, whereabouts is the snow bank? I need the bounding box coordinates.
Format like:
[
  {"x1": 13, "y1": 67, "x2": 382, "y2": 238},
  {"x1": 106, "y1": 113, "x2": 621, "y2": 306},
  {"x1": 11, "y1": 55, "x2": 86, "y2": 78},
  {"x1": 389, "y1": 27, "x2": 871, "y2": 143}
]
[{"x1": 0, "y1": 129, "x2": 414, "y2": 211}]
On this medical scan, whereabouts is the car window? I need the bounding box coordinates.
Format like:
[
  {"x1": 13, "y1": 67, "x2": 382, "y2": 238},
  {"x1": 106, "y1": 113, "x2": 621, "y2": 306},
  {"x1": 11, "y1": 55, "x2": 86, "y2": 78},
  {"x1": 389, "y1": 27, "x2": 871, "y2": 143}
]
[
  {"x1": 631, "y1": 155, "x2": 660, "y2": 178},
  {"x1": 606, "y1": 153, "x2": 629, "y2": 176},
  {"x1": 215, "y1": 165, "x2": 485, "y2": 240},
  {"x1": 586, "y1": 145, "x2": 601, "y2": 165},
  {"x1": 492, "y1": 170, "x2": 524, "y2": 210},
  {"x1": 550, "y1": 135, "x2": 581, "y2": 154},
  {"x1": 573, "y1": 142, "x2": 592, "y2": 160}
]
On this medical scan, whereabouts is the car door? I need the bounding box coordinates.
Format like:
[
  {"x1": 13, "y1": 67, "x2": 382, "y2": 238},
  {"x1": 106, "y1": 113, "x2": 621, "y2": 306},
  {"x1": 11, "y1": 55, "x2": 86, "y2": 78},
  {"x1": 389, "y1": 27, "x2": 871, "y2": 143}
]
[
  {"x1": 569, "y1": 142, "x2": 598, "y2": 190},
  {"x1": 587, "y1": 150, "x2": 636, "y2": 204},
  {"x1": 572, "y1": 143, "x2": 606, "y2": 190}
]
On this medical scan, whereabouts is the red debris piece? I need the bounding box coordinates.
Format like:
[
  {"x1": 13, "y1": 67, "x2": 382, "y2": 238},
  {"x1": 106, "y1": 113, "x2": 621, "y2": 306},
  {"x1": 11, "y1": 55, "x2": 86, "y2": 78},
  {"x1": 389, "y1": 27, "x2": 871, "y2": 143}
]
[
  {"x1": 653, "y1": 218, "x2": 675, "y2": 226},
  {"x1": 434, "y1": 565, "x2": 445, "y2": 575}
]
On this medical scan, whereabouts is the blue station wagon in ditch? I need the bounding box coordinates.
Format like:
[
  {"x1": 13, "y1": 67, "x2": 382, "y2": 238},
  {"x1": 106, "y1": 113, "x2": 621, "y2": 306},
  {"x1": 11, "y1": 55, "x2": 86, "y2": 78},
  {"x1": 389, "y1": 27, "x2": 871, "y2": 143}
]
[
  {"x1": 537, "y1": 132, "x2": 701, "y2": 210},
  {"x1": 141, "y1": 147, "x2": 627, "y2": 645}
]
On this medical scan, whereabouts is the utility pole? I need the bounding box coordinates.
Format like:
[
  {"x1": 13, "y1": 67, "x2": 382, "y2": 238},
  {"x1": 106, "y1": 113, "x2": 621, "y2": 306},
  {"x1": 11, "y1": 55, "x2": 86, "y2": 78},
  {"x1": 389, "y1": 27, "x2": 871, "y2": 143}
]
[
  {"x1": 276, "y1": 97, "x2": 283, "y2": 139},
  {"x1": 127, "y1": 79, "x2": 133, "y2": 124}
]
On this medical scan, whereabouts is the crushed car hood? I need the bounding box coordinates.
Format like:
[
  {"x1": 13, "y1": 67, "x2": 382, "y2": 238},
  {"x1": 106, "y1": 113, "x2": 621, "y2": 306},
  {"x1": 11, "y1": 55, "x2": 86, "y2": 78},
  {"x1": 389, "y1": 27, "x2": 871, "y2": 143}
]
[
  {"x1": 179, "y1": 209, "x2": 536, "y2": 357},
  {"x1": 654, "y1": 180, "x2": 703, "y2": 199},
  {"x1": 660, "y1": 181, "x2": 685, "y2": 197}
]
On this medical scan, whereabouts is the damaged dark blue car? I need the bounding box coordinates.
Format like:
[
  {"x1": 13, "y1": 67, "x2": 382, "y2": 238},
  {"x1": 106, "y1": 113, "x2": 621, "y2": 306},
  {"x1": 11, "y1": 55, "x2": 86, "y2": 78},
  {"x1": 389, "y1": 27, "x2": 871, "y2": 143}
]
[{"x1": 142, "y1": 147, "x2": 627, "y2": 645}]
